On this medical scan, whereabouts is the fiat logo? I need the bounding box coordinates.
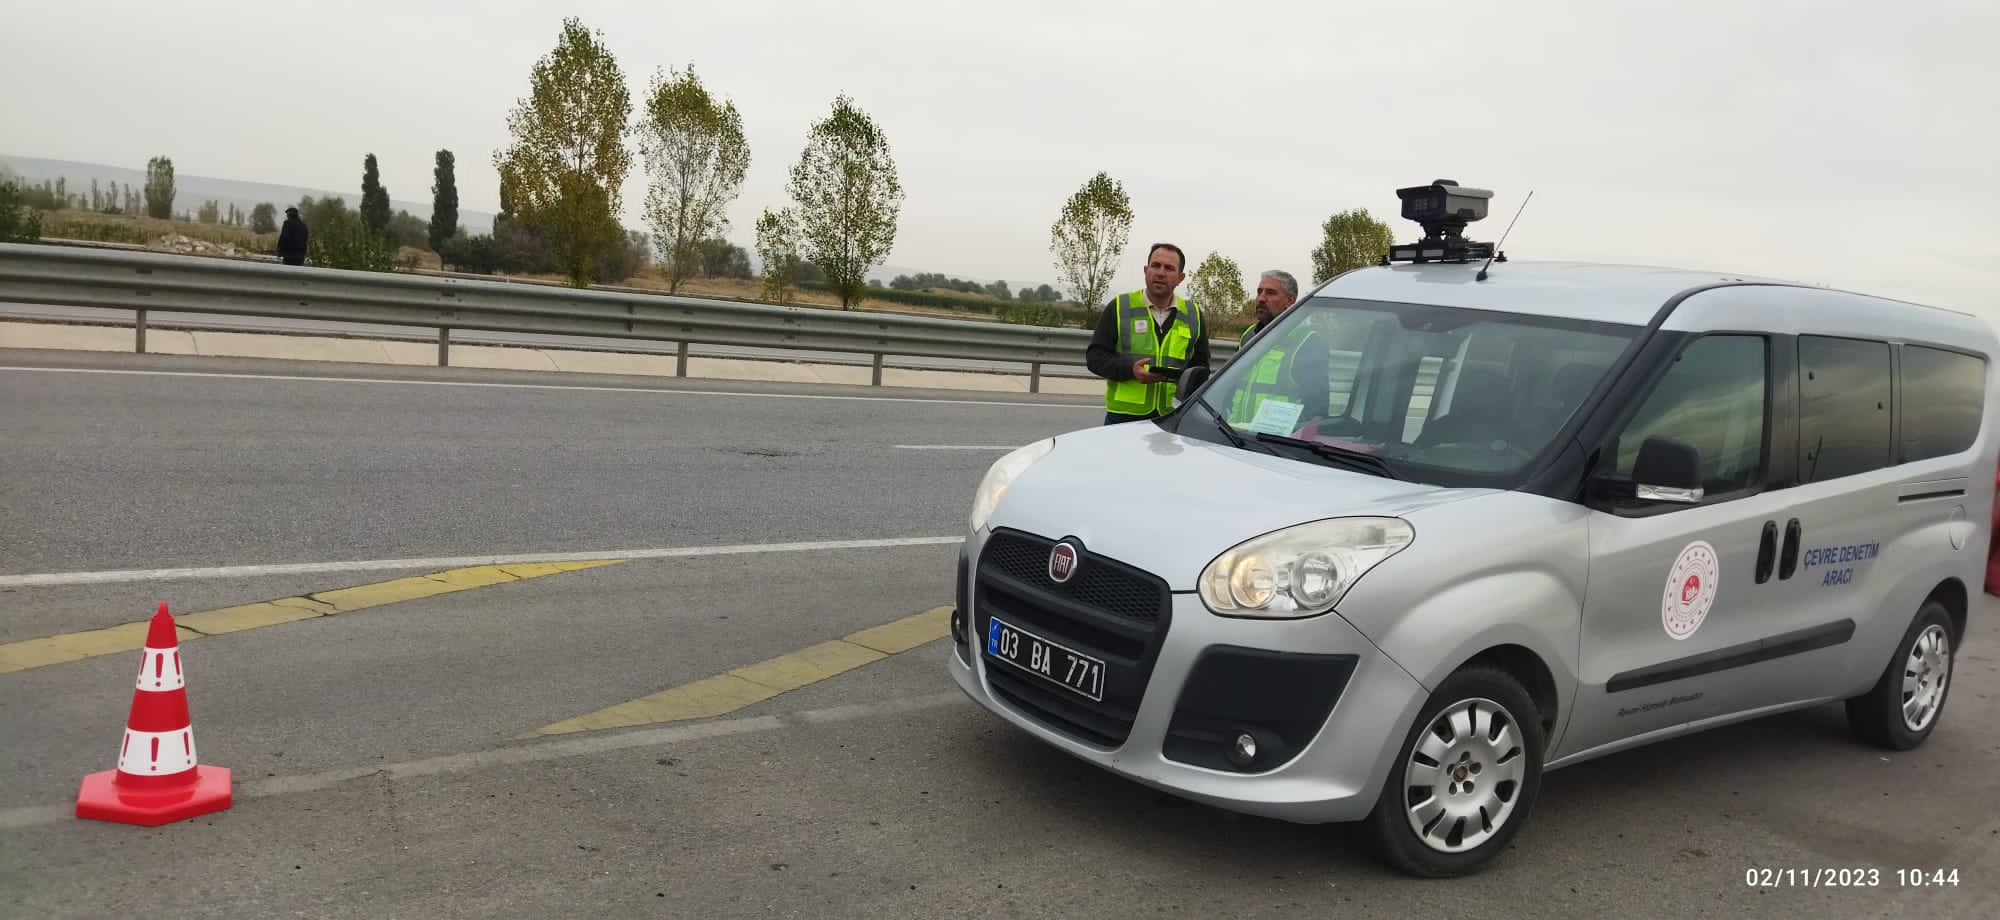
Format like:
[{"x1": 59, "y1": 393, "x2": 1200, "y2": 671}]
[{"x1": 1048, "y1": 542, "x2": 1079, "y2": 584}]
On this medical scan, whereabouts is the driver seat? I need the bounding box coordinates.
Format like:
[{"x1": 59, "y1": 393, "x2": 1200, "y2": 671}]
[{"x1": 1415, "y1": 368, "x2": 1517, "y2": 449}]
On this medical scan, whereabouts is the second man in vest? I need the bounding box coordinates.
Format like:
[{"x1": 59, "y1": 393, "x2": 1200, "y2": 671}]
[{"x1": 1084, "y1": 242, "x2": 1213, "y2": 425}]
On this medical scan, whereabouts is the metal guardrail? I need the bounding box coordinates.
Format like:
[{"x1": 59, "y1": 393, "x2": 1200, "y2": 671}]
[{"x1": 0, "y1": 243, "x2": 1238, "y2": 391}]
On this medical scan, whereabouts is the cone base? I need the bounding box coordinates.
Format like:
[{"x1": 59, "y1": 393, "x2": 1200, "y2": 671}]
[{"x1": 76, "y1": 766, "x2": 232, "y2": 827}]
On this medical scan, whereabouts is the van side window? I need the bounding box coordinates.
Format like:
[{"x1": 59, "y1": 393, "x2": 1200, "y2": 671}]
[
  {"x1": 1899, "y1": 345, "x2": 1987, "y2": 462},
  {"x1": 1798, "y1": 335, "x2": 1892, "y2": 482},
  {"x1": 1611, "y1": 334, "x2": 1767, "y2": 498}
]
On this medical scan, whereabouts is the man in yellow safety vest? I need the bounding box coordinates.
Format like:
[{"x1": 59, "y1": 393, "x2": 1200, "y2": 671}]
[
  {"x1": 1229, "y1": 269, "x2": 1328, "y2": 429},
  {"x1": 1084, "y1": 243, "x2": 1212, "y2": 425}
]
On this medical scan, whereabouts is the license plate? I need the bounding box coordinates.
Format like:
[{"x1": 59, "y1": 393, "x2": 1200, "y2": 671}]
[{"x1": 985, "y1": 616, "x2": 1105, "y2": 702}]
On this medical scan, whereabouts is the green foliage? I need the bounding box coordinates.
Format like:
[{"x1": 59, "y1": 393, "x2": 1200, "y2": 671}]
[
  {"x1": 250, "y1": 202, "x2": 278, "y2": 234},
  {"x1": 438, "y1": 219, "x2": 559, "y2": 277},
  {"x1": 1049, "y1": 171, "x2": 1131, "y2": 313},
  {"x1": 0, "y1": 179, "x2": 43, "y2": 243},
  {"x1": 787, "y1": 93, "x2": 903, "y2": 309},
  {"x1": 359, "y1": 154, "x2": 391, "y2": 237},
  {"x1": 696, "y1": 237, "x2": 753, "y2": 278},
  {"x1": 494, "y1": 16, "x2": 632, "y2": 288},
  {"x1": 438, "y1": 233, "x2": 500, "y2": 274},
  {"x1": 307, "y1": 205, "x2": 396, "y2": 272},
  {"x1": 1187, "y1": 251, "x2": 1246, "y2": 326},
  {"x1": 638, "y1": 63, "x2": 750, "y2": 293},
  {"x1": 429, "y1": 149, "x2": 459, "y2": 252},
  {"x1": 754, "y1": 207, "x2": 803, "y2": 304},
  {"x1": 387, "y1": 210, "x2": 429, "y2": 250},
  {"x1": 595, "y1": 229, "x2": 652, "y2": 284},
  {"x1": 143, "y1": 156, "x2": 174, "y2": 219},
  {"x1": 995, "y1": 301, "x2": 1081, "y2": 328},
  {"x1": 197, "y1": 200, "x2": 220, "y2": 224},
  {"x1": 1310, "y1": 208, "x2": 1395, "y2": 283},
  {"x1": 37, "y1": 216, "x2": 146, "y2": 244}
]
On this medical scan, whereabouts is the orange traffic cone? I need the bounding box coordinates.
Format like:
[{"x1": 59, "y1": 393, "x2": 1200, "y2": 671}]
[{"x1": 76, "y1": 602, "x2": 232, "y2": 826}]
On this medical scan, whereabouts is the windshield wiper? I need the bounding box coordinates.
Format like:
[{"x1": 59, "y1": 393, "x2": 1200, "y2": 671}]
[
  {"x1": 1188, "y1": 394, "x2": 1266, "y2": 452},
  {"x1": 1253, "y1": 432, "x2": 1401, "y2": 480}
]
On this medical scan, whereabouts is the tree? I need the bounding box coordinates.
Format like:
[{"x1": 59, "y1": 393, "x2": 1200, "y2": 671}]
[
  {"x1": 197, "y1": 200, "x2": 220, "y2": 224},
  {"x1": 1309, "y1": 208, "x2": 1395, "y2": 283},
  {"x1": 637, "y1": 64, "x2": 750, "y2": 294},
  {"x1": 360, "y1": 154, "x2": 391, "y2": 237},
  {"x1": 1187, "y1": 251, "x2": 1247, "y2": 326},
  {"x1": 143, "y1": 156, "x2": 174, "y2": 219},
  {"x1": 787, "y1": 93, "x2": 903, "y2": 308},
  {"x1": 494, "y1": 16, "x2": 632, "y2": 288},
  {"x1": 429, "y1": 149, "x2": 459, "y2": 251},
  {"x1": 0, "y1": 179, "x2": 42, "y2": 243},
  {"x1": 250, "y1": 202, "x2": 278, "y2": 234},
  {"x1": 755, "y1": 207, "x2": 803, "y2": 305},
  {"x1": 1049, "y1": 171, "x2": 1132, "y2": 312}
]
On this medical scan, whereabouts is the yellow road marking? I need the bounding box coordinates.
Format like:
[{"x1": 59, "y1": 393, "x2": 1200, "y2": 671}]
[
  {"x1": 0, "y1": 560, "x2": 621, "y2": 675},
  {"x1": 522, "y1": 605, "x2": 951, "y2": 738}
]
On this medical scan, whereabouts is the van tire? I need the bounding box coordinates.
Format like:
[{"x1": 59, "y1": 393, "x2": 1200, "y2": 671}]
[
  {"x1": 1358, "y1": 666, "x2": 1545, "y2": 878},
  {"x1": 1846, "y1": 600, "x2": 1956, "y2": 750}
]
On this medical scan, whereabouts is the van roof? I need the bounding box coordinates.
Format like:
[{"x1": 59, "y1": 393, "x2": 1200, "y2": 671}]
[{"x1": 1312, "y1": 259, "x2": 1967, "y2": 328}]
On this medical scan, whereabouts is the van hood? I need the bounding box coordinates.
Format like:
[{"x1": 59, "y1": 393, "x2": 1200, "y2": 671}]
[{"x1": 982, "y1": 419, "x2": 1491, "y2": 591}]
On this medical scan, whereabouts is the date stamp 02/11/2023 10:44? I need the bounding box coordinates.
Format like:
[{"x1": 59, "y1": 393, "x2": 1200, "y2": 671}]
[{"x1": 1744, "y1": 867, "x2": 1962, "y2": 888}]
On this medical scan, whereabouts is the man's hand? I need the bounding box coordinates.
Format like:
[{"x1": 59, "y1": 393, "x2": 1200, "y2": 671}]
[{"x1": 1131, "y1": 358, "x2": 1164, "y2": 384}]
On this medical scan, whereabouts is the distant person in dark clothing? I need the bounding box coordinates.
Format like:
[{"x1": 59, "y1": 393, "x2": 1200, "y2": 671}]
[{"x1": 277, "y1": 207, "x2": 308, "y2": 265}]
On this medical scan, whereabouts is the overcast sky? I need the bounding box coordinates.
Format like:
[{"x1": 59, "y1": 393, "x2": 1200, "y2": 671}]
[{"x1": 4, "y1": 0, "x2": 1996, "y2": 319}]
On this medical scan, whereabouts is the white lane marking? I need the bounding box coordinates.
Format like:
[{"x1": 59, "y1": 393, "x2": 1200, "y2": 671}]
[
  {"x1": 893, "y1": 445, "x2": 1021, "y2": 450},
  {"x1": 0, "y1": 365, "x2": 1098, "y2": 410},
  {"x1": 0, "y1": 692, "x2": 969, "y2": 830},
  {"x1": 0, "y1": 536, "x2": 965, "y2": 589}
]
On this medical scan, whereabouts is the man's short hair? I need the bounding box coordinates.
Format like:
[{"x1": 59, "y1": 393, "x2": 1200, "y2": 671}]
[
  {"x1": 1261, "y1": 269, "x2": 1298, "y2": 299},
  {"x1": 1147, "y1": 242, "x2": 1185, "y2": 271}
]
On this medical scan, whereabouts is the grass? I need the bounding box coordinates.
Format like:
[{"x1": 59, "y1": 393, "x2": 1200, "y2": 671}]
[{"x1": 36, "y1": 208, "x2": 276, "y2": 252}]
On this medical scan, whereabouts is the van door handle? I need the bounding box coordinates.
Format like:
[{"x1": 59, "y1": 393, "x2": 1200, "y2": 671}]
[
  {"x1": 1755, "y1": 520, "x2": 1778, "y2": 584},
  {"x1": 1778, "y1": 518, "x2": 1802, "y2": 580}
]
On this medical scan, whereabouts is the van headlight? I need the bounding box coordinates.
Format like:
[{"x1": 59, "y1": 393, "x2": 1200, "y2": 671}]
[
  {"x1": 969, "y1": 438, "x2": 1055, "y2": 532},
  {"x1": 1199, "y1": 517, "x2": 1414, "y2": 618}
]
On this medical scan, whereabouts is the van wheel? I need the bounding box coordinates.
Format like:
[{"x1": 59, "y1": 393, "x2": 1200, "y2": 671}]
[
  {"x1": 1358, "y1": 666, "x2": 1545, "y2": 878},
  {"x1": 1846, "y1": 601, "x2": 1955, "y2": 750}
]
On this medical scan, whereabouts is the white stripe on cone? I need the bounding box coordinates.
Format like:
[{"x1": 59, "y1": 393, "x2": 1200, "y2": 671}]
[
  {"x1": 116, "y1": 728, "x2": 198, "y2": 776},
  {"x1": 134, "y1": 646, "x2": 185, "y2": 691}
]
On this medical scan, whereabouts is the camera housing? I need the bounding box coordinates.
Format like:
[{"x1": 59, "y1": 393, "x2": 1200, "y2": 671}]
[{"x1": 1384, "y1": 179, "x2": 1500, "y2": 265}]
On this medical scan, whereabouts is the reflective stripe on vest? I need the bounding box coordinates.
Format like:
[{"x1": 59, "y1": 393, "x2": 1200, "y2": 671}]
[
  {"x1": 1228, "y1": 326, "x2": 1319, "y2": 426},
  {"x1": 1229, "y1": 341, "x2": 1290, "y2": 424},
  {"x1": 1106, "y1": 290, "x2": 1200, "y2": 416}
]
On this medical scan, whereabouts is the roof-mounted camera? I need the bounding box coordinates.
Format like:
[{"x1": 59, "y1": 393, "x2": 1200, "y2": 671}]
[{"x1": 1382, "y1": 179, "x2": 1501, "y2": 265}]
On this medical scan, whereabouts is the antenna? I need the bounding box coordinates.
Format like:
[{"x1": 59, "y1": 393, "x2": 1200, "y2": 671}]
[{"x1": 1476, "y1": 190, "x2": 1534, "y2": 282}]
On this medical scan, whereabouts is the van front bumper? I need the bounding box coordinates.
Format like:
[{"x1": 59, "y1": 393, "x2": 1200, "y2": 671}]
[{"x1": 945, "y1": 530, "x2": 1428, "y2": 825}]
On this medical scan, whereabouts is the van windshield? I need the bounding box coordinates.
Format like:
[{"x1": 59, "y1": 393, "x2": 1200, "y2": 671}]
[{"x1": 1182, "y1": 296, "x2": 1641, "y2": 486}]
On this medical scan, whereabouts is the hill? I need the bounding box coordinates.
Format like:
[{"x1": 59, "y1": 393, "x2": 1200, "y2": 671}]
[{"x1": 0, "y1": 154, "x2": 496, "y2": 235}]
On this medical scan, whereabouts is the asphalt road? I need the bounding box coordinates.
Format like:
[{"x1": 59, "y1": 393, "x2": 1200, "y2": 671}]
[
  {"x1": 3, "y1": 349, "x2": 1997, "y2": 918},
  {"x1": 0, "y1": 302, "x2": 1100, "y2": 378}
]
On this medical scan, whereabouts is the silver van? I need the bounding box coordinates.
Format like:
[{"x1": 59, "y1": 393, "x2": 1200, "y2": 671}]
[{"x1": 944, "y1": 182, "x2": 1997, "y2": 877}]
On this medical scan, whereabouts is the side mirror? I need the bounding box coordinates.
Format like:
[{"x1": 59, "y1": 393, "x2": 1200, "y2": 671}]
[
  {"x1": 1174, "y1": 366, "x2": 1210, "y2": 402},
  {"x1": 1632, "y1": 436, "x2": 1703, "y2": 504}
]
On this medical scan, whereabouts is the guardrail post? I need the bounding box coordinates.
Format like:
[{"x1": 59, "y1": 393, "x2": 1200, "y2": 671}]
[
  {"x1": 134, "y1": 309, "x2": 147, "y2": 354},
  {"x1": 676, "y1": 341, "x2": 689, "y2": 377},
  {"x1": 872, "y1": 353, "x2": 884, "y2": 387},
  {"x1": 1029, "y1": 362, "x2": 1041, "y2": 394},
  {"x1": 437, "y1": 328, "x2": 449, "y2": 367}
]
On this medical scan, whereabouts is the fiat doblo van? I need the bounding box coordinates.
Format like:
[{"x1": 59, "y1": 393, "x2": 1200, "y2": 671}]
[{"x1": 944, "y1": 181, "x2": 1997, "y2": 877}]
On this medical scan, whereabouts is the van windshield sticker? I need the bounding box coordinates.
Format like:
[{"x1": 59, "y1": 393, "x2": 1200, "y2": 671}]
[{"x1": 1247, "y1": 399, "x2": 1305, "y2": 436}]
